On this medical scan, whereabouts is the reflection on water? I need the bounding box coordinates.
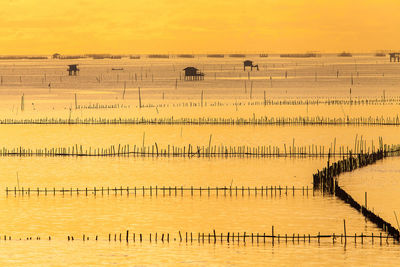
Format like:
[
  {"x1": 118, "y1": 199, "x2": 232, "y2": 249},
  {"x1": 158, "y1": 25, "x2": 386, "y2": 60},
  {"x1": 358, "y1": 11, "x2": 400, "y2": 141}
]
[
  {"x1": 0, "y1": 124, "x2": 398, "y2": 154},
  {"x1": 0, "y1": 55, "x2": 399, "y2": 119},
  {"x1": 0, "y1": 190, "x2": 392, "y2": 266},
  {"x1": 0, "y1": 156, "x2": 396, "y2": 265},
  {"x1": 0, "y1": 56, "x2": 399, "y2": 265},
  {"x1": 0, "y1": 157, "x2": 323, "y2": 187},
  {"x1": 0, "y1": 241, "x2": 399, "y2": 266},
  {"x1": 340, "y1": 157, "x2": 400, "y2": 228}
]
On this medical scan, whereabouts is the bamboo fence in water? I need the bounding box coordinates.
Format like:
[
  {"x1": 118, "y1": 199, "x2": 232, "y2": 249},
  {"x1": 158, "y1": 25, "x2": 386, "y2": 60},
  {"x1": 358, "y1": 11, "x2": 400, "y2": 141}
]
[
  {"x1": 6, "y1": 185, "x2": 312, "y2": 197},
  {"x1": 0, "y1": 142, "x2": 398, "y2": 158},
  {"x1": 1, "y1": 229, "x2": 398, "y2": 245},
  {"x1": 1, "y1": 115, "x2": 400, "y2": 125},
  {"x1": 313, "y1": 149, "x2": 400, "y2": 241}
]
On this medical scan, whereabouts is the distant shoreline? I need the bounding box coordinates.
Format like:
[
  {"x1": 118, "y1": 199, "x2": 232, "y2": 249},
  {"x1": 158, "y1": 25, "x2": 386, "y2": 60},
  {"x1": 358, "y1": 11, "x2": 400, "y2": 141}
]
[{"x1": 0, "y1": 52, "x2": 393, "y2": 60}]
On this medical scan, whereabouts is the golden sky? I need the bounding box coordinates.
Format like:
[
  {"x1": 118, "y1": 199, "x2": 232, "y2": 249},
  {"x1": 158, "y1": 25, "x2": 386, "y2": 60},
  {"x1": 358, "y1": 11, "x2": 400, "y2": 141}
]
[{"x1": 1, "y1": 0, "x2": 399, "y2": 54}]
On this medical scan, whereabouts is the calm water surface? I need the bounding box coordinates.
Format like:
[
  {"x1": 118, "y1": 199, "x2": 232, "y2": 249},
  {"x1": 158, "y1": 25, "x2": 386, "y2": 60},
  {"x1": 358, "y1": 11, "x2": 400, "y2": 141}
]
[
  {"x1": 0, "y1": 124, "x2": 398, "y2": 153},
  {"x1": 0, "y1": 56, "x2": 398, "y2": 265},
  {"x1": 340, "y1": 157, "x2": 400, "y2": 227}
]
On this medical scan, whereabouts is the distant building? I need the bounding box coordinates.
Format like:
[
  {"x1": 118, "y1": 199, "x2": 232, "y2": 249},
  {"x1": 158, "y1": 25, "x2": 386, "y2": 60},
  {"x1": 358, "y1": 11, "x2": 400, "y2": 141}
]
[
  {"x1": 243, "y1": 60, "x2": 259, "y2": 71},
  {"x1": 67, "y1": 64, "x2": 79, "y2": 76},
  {"x1": 389, "y1": 53, "x2": 400, "y2": 62},
  {"x1": 52, "y1": 53, "x2": 61, "y2": 59},
  {"x1": 183, "y1": 67, "x2": 204, "y2": 80}
]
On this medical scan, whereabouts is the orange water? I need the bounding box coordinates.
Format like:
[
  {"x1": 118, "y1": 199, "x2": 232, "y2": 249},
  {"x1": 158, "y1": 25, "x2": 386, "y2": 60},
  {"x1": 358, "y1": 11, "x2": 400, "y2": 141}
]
[{"x1": 0, "y1": 55, "x2": 399, "y2": 266}]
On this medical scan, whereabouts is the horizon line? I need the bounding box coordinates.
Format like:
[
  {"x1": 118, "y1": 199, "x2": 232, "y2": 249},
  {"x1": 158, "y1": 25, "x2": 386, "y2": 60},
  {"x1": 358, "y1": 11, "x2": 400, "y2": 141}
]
[{"x1": 0, "y1": 51, "x2": 397, "y2": 57}]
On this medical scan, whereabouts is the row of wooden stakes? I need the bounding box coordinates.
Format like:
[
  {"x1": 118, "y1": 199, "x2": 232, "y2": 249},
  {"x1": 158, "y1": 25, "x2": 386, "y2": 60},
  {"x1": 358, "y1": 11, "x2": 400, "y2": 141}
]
[
  {"x1": 313, "y1": 148, "x2": 400, "y2": 241},
  {"x1": 313, "y1": 149, "x2": 387, "y2": 193},
  {"x1": 335, "y1": 184, "x2": 400, "y2": 241},
  {"x1": 0, "y1": 143, "x2": 398, "y2": 158},
  {"x1": 1, "y1": 115, "x2": 400, "y2": 126},
  {"x1": 1, "y1": 230, "x2": 398, "y2": 245},
  {"x1": 6, "y1": 185, "x2": 313, "y2": 197},
  {"x1": 136, "y1": 98, "x2": 400, "y2": 108}
]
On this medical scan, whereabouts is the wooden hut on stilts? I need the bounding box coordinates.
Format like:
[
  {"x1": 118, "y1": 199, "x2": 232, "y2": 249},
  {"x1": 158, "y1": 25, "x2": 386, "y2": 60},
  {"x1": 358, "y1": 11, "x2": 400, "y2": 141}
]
[{"x1": 183, "y1": 67, "x2": 205, "y2": 80}]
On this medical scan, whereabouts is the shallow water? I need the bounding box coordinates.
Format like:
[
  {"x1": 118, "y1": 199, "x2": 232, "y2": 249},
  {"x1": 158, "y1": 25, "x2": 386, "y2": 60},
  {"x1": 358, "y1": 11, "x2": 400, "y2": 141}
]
[
  {"x1": 1, "y1": 157, "x2": 322, "y2": 187},
  {"x1": 0, "y1": 193, "x2": 383, "y2": 237},
  {"x1": 0, "y1": 156, "x2": 396, "y2": 266},
  {"x1": 0, "y1": 124, "x2": 397, "y2": 155},
  {"x1": 0, "y1": 241, "x2": 399, "y2": 266},
  {"x1": 0, "y1": 55, "x2": 399, "y2": 116},
  {"x1": 340, "y1": 157, "x2": 400, "y2": 227},
  {"x1": 0, "y1": 183, "x2": 392, "y2": 266},
  {"x1": 0, "y1": 55, "x2": 399, "y2": 265}
]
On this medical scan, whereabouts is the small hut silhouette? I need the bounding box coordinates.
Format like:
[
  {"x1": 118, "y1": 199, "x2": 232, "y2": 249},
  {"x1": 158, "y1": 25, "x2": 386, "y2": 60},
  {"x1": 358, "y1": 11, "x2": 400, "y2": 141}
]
[
  {"x1": 183, "y1": 67, "x2": 204, "y2": 80},
  {"x1": 389, "y1": 53, "x2": 400, "y2": 62},
  {"x1": 243, "y1": 60, "x2": 259, "y2": 71},
  {"x1": 67, "y1": 64, "x2": 79, "y2": 76},
  {"x1": 52, "y1": 53, "x2": 61, "y2": 59}
]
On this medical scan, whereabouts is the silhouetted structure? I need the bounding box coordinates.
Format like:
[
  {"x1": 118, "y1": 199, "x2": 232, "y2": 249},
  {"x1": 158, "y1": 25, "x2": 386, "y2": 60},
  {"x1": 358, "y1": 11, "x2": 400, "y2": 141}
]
[
  {"x1": 52, "y1": 53, "x2": 61, "y2": 59},
  {"x1": 389, "y1": 53, "x2": 400, "y2": 62},
  {"x1": 243, "y1": 60, "x2": 259, "y2": 71},
  {"x1": 67, "y1": 64, "x2": 79, "y2": 76},
  {"x1": 183, "y1": 67, "x2": 204, "y2": 80}
]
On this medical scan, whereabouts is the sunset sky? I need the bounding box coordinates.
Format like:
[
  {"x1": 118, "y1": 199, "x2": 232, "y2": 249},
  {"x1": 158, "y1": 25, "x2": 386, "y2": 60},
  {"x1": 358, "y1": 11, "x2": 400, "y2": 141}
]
[{"x1": 1, "y1": 0, "x2": 399, "y2": 54}]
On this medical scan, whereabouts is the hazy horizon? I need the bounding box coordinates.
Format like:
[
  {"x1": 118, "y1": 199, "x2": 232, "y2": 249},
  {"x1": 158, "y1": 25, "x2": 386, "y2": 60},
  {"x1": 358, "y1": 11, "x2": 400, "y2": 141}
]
[
  {"x1": 0, "y1": 50, "x2": 395, "y2": 56},
  {"x1": 1, "y1": 0, "x2": 399, "y2": 54}
]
